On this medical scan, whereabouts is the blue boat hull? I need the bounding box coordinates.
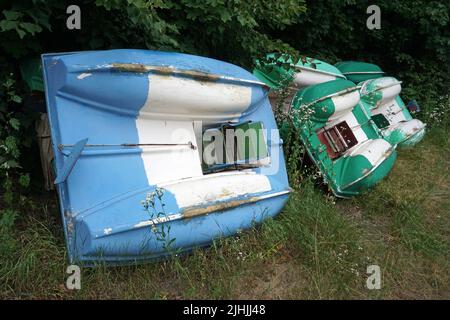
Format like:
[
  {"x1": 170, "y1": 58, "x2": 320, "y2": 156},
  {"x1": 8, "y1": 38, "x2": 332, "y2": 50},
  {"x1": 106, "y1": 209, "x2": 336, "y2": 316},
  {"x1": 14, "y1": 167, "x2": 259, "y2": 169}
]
[{"x1": 42, "y1": 49, "x2": 290, "y2": 265}]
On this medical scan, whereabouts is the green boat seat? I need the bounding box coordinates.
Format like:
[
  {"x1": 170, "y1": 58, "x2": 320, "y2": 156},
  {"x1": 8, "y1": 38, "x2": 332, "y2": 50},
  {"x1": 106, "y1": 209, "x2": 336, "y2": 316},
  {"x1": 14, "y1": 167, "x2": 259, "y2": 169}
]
[
  {"x1": 203, "y1": 121, "x2": 270, "y2": 172},
  {"x1": 334, "y1": 61, "x2": 385, "y2": 84}
]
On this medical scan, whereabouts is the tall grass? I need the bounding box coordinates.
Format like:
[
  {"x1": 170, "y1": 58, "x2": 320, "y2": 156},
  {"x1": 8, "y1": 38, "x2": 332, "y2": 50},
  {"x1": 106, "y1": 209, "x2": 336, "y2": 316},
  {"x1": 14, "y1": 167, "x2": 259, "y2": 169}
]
[{"x1": 0, "y1": 128, "x2": 448, "y2": 299}]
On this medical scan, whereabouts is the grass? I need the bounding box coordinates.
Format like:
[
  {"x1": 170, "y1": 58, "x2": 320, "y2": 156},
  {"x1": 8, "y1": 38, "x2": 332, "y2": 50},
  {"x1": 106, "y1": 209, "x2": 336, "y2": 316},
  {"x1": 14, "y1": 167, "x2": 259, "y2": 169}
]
[{"x1": 0, "y1": 127, "x2": 449, "y2": 299}]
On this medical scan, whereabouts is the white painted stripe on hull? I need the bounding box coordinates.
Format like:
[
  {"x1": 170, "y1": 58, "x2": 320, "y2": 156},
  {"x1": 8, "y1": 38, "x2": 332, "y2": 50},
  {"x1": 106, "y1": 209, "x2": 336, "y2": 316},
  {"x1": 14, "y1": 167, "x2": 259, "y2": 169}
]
[
  {"x1": 383, "y1": 119, "x2": 426, "y2": 138},
  {"x1": 329, "y1": 91, "x2": 361, "y2": 122},
  {"x1": 361, "y1": 78, "x2": 406, "y2": 124},
  {"x1": 371, "y1": 97, "x2": 407, "y2": 124},
  {"x1": 161, "y1": 171, "x2": 272, "y2": 209},
  {"x1": 141, "y1": 74, "x2": 252, "y2": 122},
  {"x1": 135, "y1": 119, "x2": 203, "y2": 185},
  {"x1": 327, "y1": 91, "x2": 369, "y2": 146},
  {"x1": 293, "y1": 69, "x2": 338, "y2": 88},
  {"x1": 292, "y1": 65, "x2": 345, "y2": 78},
  {"x1": 136, "y1": 74, "x2": 254, "y2": 185},
  {"x1": 344, "y1": 138, "x2": 392, "y2": 166}
]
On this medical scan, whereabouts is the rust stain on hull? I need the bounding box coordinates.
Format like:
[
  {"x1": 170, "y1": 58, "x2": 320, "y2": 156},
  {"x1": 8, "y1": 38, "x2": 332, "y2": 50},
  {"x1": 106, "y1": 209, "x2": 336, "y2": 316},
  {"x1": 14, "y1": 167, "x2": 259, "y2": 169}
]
[
  {"x1": 182, "y1": 197, "x2": 260, "y2": 219},
  {"x1": 111, "y1": 63, "x2": 220, "y2": 82},
  {"x1": 110, "y1": 63, "x2": 269, "y2": 89}
]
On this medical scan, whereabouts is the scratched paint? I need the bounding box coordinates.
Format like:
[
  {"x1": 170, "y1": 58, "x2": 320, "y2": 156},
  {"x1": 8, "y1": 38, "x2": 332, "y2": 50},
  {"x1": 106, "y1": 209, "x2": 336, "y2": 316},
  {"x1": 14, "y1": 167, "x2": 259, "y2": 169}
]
[
  {"x1": 77, "y1": 73, "x2": 92, "y2": 80},
  {"x1": 359, "y1": 77, "x2": 426, "y2": 147}
]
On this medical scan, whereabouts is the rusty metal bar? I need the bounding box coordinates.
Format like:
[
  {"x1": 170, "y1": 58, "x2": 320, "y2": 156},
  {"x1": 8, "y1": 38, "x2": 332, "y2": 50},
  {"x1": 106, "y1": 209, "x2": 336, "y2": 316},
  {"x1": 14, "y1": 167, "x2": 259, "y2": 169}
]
[{"x1": 58, "y1": 141, "x2": 197, "y2": 150}]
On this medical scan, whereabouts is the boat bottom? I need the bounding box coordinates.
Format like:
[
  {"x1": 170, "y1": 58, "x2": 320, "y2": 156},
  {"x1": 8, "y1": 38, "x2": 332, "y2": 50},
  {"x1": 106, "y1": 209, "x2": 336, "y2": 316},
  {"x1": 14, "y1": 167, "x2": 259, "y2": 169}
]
[
  {"x1": 382, "y1": 119, "x2": 426, "y2": 148},
  {"x1": 330, "y1": 139, "x2": 398, "y2": 198},
  {"x1": 69, "y1": 191, "x2": 290, "y2": 266},
  {"x1": 333, "y1": 149, "x2": 397, "y2": 197}
]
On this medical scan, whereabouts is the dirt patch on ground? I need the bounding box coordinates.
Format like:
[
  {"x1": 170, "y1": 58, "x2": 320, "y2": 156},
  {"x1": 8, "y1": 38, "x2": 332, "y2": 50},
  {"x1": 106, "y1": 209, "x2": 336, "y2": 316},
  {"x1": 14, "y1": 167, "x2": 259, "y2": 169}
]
[
  {"x1": 236, "y1": 260, "x2": 308, "y2": 299},
  {"x1": 335, "y1": 201, "x2": 362, "y2": 220}
]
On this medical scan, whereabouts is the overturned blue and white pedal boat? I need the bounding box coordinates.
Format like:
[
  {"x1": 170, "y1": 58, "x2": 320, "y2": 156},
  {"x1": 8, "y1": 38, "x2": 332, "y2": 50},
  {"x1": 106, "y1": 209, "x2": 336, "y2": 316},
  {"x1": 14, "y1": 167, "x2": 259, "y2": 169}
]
[{"x1": 42, "y1": 49, "x2": 291, "y2": 265}]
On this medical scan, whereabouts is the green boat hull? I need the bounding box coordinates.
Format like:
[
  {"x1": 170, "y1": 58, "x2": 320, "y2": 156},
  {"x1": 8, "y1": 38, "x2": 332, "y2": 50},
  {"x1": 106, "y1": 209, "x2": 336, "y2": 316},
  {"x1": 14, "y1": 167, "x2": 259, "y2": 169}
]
[
  {"x1": 334, "y1": 61, "x2": 385, "y2": 84},
  {"x1": 359, "y1": 77, "x2": 426, "y2": 148},
  {"x1": 253, "y1": 54, "x2": 345, "y2": 89},
  {"x1": 291, "y1": 79, "x2": 397, "y2": 197}
]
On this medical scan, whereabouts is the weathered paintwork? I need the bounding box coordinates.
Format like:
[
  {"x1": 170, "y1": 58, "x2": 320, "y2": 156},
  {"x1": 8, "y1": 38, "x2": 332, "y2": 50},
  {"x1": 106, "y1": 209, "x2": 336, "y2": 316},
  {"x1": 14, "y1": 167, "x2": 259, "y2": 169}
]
[
  {"x1": 290, "y1": 79, "x2": 397, "y2": 197},
  {"x1": 253, "y1": 54, "x2": 345, "y2": 89},
  {"x1": 335, "y1": 61, "x2": 426, "y2": 147},
  {"x1": 42, "y1": 49, "x2": 290, "y2": 265},
  {"x1": 292, "y1": 79, "x2": 396, "y2": 197},
  {"x1": 359, "y1": 77, "x2": 426, "y2": 147}
]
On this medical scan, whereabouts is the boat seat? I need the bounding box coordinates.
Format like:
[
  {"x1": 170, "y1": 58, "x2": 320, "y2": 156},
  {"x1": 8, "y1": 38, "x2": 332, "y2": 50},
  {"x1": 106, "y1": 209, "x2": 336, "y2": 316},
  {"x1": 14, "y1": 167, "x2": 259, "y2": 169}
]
[
  {"x1": 317, "y1": 120, "x2": 358, "y2": 159},
  {"x1": 203, "y1": 121, "x2": 270, "y2": 171},
  {"x1": 304, "y1": 80, "x2": 368, "y2": 161}
]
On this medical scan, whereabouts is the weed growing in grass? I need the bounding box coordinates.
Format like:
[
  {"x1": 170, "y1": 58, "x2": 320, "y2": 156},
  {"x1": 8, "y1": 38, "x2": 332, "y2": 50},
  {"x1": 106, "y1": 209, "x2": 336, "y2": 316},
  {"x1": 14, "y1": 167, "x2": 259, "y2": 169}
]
[{"x1": 420, "y1": 94, "x2": 450, "y2": 128}]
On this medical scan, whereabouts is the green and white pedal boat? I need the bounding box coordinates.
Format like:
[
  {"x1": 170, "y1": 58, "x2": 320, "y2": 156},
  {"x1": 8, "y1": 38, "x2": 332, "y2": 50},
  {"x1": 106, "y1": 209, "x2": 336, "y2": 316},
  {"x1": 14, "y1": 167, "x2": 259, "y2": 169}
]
[
  {"x1": 253, "y1": 55, "x2": 397, "y2": 197},
  {"x1": 253, "y1": 54, "x2": 346, "y2": 89},
  {"x1": 290, "y1": 79, "x2": 397, "y2": 197},
  {"x1": 335, "y1": 61, "x2": 426, "y2": 147},
  {"x1": 359, "y1": 77, "x2": 426, "y2": 147}
]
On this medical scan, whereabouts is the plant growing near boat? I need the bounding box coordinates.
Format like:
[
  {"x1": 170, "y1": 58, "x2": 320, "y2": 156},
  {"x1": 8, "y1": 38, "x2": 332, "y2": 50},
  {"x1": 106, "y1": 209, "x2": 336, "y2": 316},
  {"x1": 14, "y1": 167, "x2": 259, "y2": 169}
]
[
  {"x1": 141, "y1": 187, "x2": 177, "y2": 254},
  {"x1": 256, "y1": 53, "x2": 325, "y2": 189},
  {"x1": 0, "y1": 73, "x2": 36, "y2": 266},
  {"x1": 0, "y1": 74, "x2": 31, "y2": 205},
  {"x1": 422, "y1": 94, "x2": 450, "y2": 128}
]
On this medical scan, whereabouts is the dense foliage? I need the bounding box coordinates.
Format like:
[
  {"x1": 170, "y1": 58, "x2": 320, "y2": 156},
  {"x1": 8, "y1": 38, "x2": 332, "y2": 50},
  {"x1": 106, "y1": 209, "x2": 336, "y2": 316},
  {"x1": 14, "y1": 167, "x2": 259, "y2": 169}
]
[
  {"x1": 0, "y1": 0, "x2": 305, "y2": 65},
  {"x1": 273, "y1": 0, "x2": 450, "y2": 119}
]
